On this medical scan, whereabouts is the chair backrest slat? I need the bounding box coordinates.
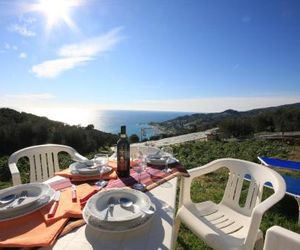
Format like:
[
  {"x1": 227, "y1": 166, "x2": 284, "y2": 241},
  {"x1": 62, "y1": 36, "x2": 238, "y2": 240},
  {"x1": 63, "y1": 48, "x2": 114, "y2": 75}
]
[
  {"x1": 47, "y1": 152, "x2": 54, "y2": 178},
  {"x1": 40, "y1": 153, "x2": 48, "y2": 181},
  {"x1": 28, "y1": 155, "x2": 36, "y2": 183},
  {"x1": 34, "y1": 154, "x2": 42, "y2": 182},
  {"x1": 233, "y1": 174, "x2": 244, "y2": 203},
  {"x1": 53, "y1": 152, "x2": 60, "y2": 172},
  {"x1": 245, "y1": 179, "x2": 260, "y2": 210}
]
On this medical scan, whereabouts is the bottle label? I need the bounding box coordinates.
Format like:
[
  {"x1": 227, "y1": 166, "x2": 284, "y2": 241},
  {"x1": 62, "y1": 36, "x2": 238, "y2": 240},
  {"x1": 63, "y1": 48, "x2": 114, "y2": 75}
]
[
  {"x1": 118, "y1": 147, "x2": 126, "y2": 170},
  {"x1": 117, "y1": 144, "x2": 129, "y2": 172}
]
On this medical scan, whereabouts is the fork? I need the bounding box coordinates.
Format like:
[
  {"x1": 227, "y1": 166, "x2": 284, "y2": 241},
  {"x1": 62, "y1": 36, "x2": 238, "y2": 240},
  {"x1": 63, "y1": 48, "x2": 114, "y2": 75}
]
[
  {"x1": 104, "y1": 197, "x2": 115, "y2": 220},
  {"x1": 8, "y1": 191, "x2": 28, "y2": 208}
]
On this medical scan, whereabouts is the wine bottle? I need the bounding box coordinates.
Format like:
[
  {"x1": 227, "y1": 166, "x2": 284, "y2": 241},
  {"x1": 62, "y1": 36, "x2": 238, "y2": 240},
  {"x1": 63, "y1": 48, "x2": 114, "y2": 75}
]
[{"x1": 117, "y1": 125, "x2": 130, "y2": 177}]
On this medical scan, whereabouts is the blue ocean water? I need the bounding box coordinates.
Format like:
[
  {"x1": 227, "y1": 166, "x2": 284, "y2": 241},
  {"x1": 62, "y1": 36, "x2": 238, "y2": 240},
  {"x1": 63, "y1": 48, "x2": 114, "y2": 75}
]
[{"x1": 92, "y1": 110, "x2": 190, "y2": 137}]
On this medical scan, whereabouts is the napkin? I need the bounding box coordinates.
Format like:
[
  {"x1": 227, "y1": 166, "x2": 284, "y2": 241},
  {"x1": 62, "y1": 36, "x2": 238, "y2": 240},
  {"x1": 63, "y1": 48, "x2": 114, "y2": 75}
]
[
  {"x1": 0, "y1": 211, "x2": 68, "y2": 248},
  {"x1": 40, "y1": 183, "x2": 95, "y2": 224}
]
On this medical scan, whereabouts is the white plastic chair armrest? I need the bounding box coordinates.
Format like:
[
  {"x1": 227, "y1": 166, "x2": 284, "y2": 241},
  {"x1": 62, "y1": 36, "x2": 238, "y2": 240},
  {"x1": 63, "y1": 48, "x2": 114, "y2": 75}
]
[
  {"x1": 72, "y1": 152, "x2": 88, "y2": 162},
  {"x1": 9, "y1": 162, "x2": 21, "y2": 186},
  {"x1": 246, "y1": 182, "x2": 286, "y2": 247}
]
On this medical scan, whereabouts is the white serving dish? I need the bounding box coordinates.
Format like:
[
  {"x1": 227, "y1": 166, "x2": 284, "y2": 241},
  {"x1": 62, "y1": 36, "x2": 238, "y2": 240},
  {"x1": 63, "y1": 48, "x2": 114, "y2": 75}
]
[
  {"x1": 70, "y1": 162, "x2": 112, "y2": 176},
  {"x1": 0, "y1": 183, "x2": 55, "y2": 221},
  {"x1": 146, "y1": 154, "x2": 178, "y2": 166},
  {"x1": 83, "y1": 188, "x2": 156, "y2": 232}
]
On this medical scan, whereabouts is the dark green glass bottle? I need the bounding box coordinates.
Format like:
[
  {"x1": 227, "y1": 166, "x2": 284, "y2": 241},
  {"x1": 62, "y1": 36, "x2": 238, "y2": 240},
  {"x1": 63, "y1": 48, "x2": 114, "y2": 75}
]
[{"x1": 117, "y1": 125, "x2": 130, "y2": 177}]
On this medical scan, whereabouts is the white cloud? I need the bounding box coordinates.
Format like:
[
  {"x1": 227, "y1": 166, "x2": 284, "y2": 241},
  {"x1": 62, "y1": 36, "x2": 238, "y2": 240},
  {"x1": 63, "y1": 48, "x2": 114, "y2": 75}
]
[
  {"x1": 31, "y1": 27, "x2": 123, "y2": 78},
  {"x1": 5, "y1": 93, "x2": 55, "y2": 100},
  {"x1": 19, "y1": 52, "x2": 27, "y2": 59},
  {"x1": 58, "y1": 27, "x2": 123, "y2": 57},
  {"x1": 31, "y1": 56, "x2": 92, "y2": 78},
  {"x1": 9, "y1": 24, "x2": 36, "y2": 37}
]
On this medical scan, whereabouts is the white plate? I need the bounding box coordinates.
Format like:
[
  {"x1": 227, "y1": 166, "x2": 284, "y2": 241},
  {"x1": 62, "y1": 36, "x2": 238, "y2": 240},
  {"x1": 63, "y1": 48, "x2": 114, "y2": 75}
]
[
  {"x1": 83, "y1": 203, "x2": 156, "y2": 233},
  {"x1": 0, "y1": 183, "x2": 52, "y2": 214},
  {"x1": 83, "y1": 188, "x2": 156, "y2": 232},
  {"x1": 146, "y1": 155, "x2": 178, "y2": 166},
  {"x1": 0, "y1": 186, "x2": 55, "y2": 221},
  {"x1": 86, "y1": 188, "x2": 152, "y2": 223},
  {"x1": 70, "y1": 162, "x2": 112, "y2": 176}
]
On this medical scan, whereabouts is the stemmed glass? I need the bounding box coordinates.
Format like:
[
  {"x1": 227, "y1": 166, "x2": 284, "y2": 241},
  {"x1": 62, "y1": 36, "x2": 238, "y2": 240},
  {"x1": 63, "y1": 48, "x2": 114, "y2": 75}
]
[
  {"x1": 132, "y1": 150, "x2": 146, "y2": 190},
  {"x1": 161, "y1": 146, "x2": 173, "y2": 173},
  {"x1": 93, "y1": 153, "x2": 109, "y2": 187}
]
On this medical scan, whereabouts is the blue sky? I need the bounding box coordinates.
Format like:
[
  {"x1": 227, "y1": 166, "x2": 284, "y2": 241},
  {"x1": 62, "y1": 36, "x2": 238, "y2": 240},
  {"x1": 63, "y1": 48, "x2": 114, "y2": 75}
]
[{"x1": 0, "y1": 0, "x2": 299, "y2": 115}]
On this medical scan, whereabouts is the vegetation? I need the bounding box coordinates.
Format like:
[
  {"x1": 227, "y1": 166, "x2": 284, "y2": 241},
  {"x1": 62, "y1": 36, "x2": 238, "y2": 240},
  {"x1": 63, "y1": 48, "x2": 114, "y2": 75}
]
[
  {"x1": 173, "y1": 140, "x2": 300, "y2": 250},
  {"x1": 129, "y1": 134, "x2": 140, "y2": 143},
  {"x1": 0, "y1": 108, "x2": 119, "y2": 186},
  {"x1": 151, "y1": 103, "x2": 300, "y2": 137},
  {"x1": 0, "y1": 108, "x2": 118, "y2": 157}
]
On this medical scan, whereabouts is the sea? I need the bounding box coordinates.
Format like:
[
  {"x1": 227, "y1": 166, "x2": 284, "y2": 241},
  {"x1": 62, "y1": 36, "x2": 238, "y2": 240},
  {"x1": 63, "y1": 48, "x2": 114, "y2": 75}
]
[
  {"x1": 30, "y1": 108, "x2": 191, "y2": 138},
  {"x1": 91, "y1": 110, "x2": 190, "y2": 137}
]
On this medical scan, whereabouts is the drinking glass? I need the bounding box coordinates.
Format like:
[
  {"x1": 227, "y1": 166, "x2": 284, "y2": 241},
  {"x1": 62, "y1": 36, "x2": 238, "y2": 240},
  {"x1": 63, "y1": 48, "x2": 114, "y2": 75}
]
[
  {"x1": 132, "y1": 150, "x2": 146, "y2": 190},
  {"x1": 93, "y1": 153, "x2": 109, "y2": 187},
  {"x1": 161, "y1": 146, "x2": 173, "y2": 173}
]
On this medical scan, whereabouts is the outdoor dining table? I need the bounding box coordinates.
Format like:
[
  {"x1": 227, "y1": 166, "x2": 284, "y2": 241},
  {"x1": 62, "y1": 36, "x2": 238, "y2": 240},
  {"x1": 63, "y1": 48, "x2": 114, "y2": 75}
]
[
  {"x1": 42, "y1": 175, "x2": 178, "y2": 250},
  {"x1": 0, "y1": 158, "x2": 189, "y2": 250}
]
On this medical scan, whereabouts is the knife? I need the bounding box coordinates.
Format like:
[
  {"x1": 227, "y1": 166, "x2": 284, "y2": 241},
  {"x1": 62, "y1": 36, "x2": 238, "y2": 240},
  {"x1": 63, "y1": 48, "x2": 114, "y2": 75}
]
[
  {"x1": 48, "y1": 191, "x2": 61, "y2": 218},
  {"x1": 71, "y1": 184, "x2": 77, "y2": 202}
]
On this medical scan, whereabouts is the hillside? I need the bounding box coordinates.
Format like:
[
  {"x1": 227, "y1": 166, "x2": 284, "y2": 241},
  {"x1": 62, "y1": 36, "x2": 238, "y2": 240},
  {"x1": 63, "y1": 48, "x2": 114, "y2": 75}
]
[
  {"x1": 150, "y1": 102, "x2": 300, "y2": 136},
  {"x1": 0, "y1": 108, "x2": 118, "y2": 156}
]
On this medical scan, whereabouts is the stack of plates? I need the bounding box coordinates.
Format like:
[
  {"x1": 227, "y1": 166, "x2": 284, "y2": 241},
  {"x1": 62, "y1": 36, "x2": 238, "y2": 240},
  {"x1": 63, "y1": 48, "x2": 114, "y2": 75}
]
[
  {"x1": 146, "y1": 153, "x2": 178, "y2": 166},
  {"x1": 0, "y1": 183, "x2": 55, "y2": 221},
  {"x1": 83, "y1": 188, "x2": 156, "y2": 233},
  {"x1": 70, "y1": 161, "x2": 112, "y2": 176}
]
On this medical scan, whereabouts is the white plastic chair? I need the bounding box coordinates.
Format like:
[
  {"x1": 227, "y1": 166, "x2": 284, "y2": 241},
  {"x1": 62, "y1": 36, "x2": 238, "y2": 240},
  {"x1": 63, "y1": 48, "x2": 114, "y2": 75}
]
[
  {"x1": 172, "y1": 158, "x2": 286, "y2": 250},
  {"x1": 263, "y1": 226, "x2": 300, "y2": 250},
  {"x1": 9, "y1": 144, "x2": 87, "y2": 185}
]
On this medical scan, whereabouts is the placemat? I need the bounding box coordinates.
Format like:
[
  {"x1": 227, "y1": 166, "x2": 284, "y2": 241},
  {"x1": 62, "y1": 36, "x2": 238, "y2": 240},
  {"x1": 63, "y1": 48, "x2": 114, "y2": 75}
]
[{"x1": 106, "y1": 162, "x2": 189, "y2": 191}]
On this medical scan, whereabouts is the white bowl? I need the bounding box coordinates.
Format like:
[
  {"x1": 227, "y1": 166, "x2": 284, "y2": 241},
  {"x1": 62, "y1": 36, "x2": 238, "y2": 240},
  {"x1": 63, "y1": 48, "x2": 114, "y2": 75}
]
[{"x1": 83, "y1": 188, "x2": 156, "y2": 232}]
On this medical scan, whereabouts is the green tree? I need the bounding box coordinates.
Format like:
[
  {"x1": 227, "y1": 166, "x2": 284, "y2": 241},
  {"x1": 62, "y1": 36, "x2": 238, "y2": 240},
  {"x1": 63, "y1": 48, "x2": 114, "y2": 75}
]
[{"x1": 129, "y1": 134, "x2": 140, "y2": 143}]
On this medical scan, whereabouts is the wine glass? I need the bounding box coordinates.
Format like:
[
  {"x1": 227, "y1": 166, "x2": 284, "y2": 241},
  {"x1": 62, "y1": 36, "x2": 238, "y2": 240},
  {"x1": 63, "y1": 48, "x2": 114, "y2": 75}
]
[
  {"x1": 93, "y1": 153, "x2": 109, "y2": 187},
  {"x1": 161, "y1": 146, "x2": 173, "y2": 173},
  {"x1": 132, "y1": 150, "x2": 146, "y2": 190}
]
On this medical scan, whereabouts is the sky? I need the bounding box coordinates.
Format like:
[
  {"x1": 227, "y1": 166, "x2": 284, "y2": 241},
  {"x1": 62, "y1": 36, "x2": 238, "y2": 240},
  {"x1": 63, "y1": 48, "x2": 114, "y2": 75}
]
[{"x1": 0, "y1": 0, "x2": 299, "y2": 115}]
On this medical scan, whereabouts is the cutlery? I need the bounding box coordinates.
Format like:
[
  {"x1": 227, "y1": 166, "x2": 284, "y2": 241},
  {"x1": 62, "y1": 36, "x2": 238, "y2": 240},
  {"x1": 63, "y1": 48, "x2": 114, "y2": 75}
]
[
  {"x1": 71, "y1": 184, "x2": 77, "y2": 202},
  {"x1": 7, "y1": 191, "x2": 28, "y2": 209},
  {"x1": 105, "y1": 197, "x2": 115, "y2": 220},
  {"x1": 48, "y1": 191, "x2": 60, "y2": 218},
  {"x1": 79, "y1": 181, "x2": 108, "y2": 204},
  {"x1": 0, "y1": 194, "x2": 16, "y2": 206},
  {"x1": 119, "y1": 197, "x2": 155, "y2": 215},
  {"x1": 16, "y1": 191, "x2": 28, "y2": 205}
]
